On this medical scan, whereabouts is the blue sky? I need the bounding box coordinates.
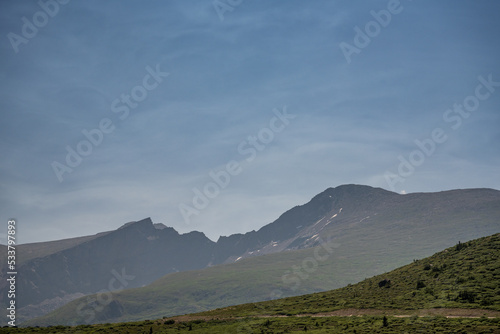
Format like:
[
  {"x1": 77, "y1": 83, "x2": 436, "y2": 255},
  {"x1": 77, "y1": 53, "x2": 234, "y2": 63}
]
[{"x1": 1, "y1": 0, "x2": 499, "y2": 244}]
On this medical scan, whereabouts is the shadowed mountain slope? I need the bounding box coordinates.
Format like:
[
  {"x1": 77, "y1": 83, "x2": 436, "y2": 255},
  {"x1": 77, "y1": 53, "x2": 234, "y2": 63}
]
[{"x1": 23, "y1": 185, "x2": 500, "y2": 326}]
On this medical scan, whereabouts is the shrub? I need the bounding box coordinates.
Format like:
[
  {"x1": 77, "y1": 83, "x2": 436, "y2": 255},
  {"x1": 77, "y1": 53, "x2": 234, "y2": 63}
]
[
  {"x1": 431, "y1": 266, "x2": 441, "y2": 273},
  {"x1": 480, "y1": 297, "x2": 493, "y2": 306},
  {"x1": 455, "y1": 241, "x2": 468, "y2": 251},
  {"x1": 416, "y1": 281, "x2": 426, "y2": 289},
  {"x1": 457, "y1": 290, "x2": 476, "y2": 303}
]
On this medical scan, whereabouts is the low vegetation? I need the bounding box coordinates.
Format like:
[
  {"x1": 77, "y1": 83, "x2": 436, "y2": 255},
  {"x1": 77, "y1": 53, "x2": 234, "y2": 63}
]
[
  {"x1": 197, "y1": 233, "x2": 500, "y2": 318},
  {"x1": 2, "y1": 315, "x2": 500, "y2": 333},
  {"x1": 6, "y1": 232, "x2": 500, "y2": 333}
]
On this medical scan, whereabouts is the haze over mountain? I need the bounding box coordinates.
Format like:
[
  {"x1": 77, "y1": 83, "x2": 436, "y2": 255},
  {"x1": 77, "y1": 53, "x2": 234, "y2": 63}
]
[{"x1": 4, "y1": 185, "x2": 499, "y2": 326}]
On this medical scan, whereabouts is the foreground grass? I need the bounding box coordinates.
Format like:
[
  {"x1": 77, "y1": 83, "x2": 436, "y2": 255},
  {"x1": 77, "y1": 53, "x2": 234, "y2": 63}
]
[{"x1": 2, "y1": 315, "x2": 500, "y2": 333}]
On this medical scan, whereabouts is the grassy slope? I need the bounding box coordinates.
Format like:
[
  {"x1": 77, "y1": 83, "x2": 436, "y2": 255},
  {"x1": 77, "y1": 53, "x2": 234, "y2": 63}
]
[
  {"x1": 9, "y1": 233, "x2": 500, "y2": 333},
  {"x1": 6, "y1": 316, "x2": 500, "y2": 333},
  {"x1": 27, "y1": 230, "x2": 500, "y2": 326},
  {"x1": 197, "y1": 232, "x2": 500, "y2": 318}
]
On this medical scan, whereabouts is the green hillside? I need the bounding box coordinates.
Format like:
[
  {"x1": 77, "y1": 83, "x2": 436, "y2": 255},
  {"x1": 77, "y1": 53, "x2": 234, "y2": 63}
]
[
  {"x1": 198, "y1": 232, "x2": 500, "y2": 318},
  {"x1": 5, "y1": 315, "x2": 500, "y2": 333},
  {"x1": 8, "y1": 233, "x2": 500, "y2": 333}
]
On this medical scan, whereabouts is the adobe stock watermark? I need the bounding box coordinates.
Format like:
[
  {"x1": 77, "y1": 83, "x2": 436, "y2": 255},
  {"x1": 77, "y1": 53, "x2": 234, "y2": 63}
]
[
  {"x1": 213, "y1": 0, "x2": 244, "y2": 22},
  {"x1": 51, "y1": 63, "x2": 169, "y2": 182},
  {"x1": 7, "y1": 0, "x2": 70, "y2": 54},
  {"x1": 275, "y1": 237, "x2": 341, "y2": 297},
  {"x1": 75, "y1": 267, "x2": 135, "y2": 324},
  {"x1": 235, "y1": 236, "x2": 341, "y2": 333},
  {"x1": 178, "y1": 106, "x2": 295, "y2": 224},
  {"x1": 384, "y1": 73, "x2": 499, "y2": 192},
  {"x1": 339, "y1": 0, "x2": 412, "y2": 64}
]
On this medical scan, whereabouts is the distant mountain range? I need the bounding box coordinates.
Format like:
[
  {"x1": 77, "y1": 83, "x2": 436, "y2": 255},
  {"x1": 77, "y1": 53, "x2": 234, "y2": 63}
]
[{"x1": 2, "y1": 184, "x2": 500, "y2": 326}]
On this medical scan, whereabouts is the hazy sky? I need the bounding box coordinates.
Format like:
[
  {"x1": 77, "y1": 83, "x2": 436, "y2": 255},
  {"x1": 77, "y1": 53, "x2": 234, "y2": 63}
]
[{"x1": 1, "y1": 0, "x2": 499, "y2": 244}]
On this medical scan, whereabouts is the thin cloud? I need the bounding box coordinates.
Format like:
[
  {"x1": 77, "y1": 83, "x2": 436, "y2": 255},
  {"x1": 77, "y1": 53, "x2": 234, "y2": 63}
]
[{"x1": 1, "y1": 1, "x2": 499, "y2": 243}]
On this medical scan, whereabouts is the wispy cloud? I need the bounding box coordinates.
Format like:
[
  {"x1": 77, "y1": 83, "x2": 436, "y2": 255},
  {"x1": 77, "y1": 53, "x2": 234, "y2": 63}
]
[{"x1": 1, "y1": 0, "x2": 499, "y2": 243}]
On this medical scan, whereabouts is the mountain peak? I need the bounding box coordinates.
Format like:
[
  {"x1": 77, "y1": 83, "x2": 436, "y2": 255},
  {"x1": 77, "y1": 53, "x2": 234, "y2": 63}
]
[
  {"x1": 118, "y1": 217, "x2": 153, "y2": 230},
  {"x1": 325, "y1": 184, "x2": 395, "y2": 196},
  {"x1": 153, "y1": 223, "x2": 168, "y2": 230}
]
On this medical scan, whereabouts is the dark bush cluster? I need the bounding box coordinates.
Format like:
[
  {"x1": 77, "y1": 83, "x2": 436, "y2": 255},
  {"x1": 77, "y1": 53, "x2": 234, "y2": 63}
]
[{"x1": 456, "y1": 290, "x2": 476, "y2": 303}]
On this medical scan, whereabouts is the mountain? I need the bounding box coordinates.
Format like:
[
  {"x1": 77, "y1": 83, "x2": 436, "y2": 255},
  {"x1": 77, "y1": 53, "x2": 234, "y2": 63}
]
[
  {"x1": 22, "y1": 185, "x2": 500, "y2": 326},
  {"x1": 19, "y1": 233, "x2": 500, "y2": 333},
  {"x1": 0, "y1": 218, "x2": 216, "y2": 324}
]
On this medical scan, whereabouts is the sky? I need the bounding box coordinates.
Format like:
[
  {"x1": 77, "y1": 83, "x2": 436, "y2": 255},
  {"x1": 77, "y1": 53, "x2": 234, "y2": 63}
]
[{"x1": 1, "y1": 0, "x2": 499, "y2": 244}]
